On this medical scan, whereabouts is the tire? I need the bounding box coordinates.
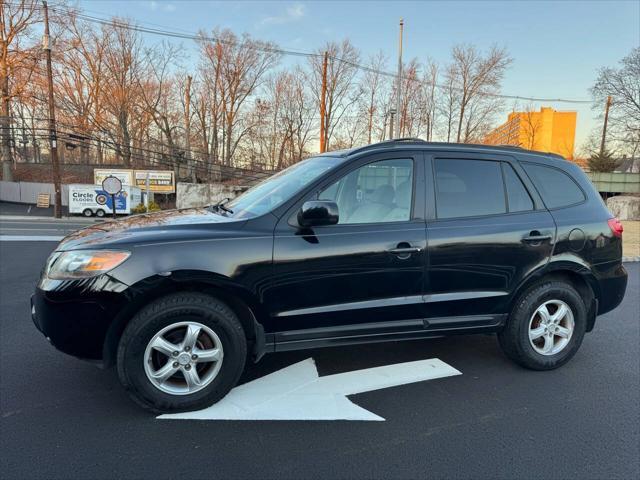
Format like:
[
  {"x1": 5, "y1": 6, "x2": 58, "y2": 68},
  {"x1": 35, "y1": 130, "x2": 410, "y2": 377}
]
[
  {"x1": 95, "y1": 209, "x2": 105, "y2": 218},
  {"x1": 82, "y1": 208, "x2": 93, "y2": 217},
  {"x1": 498, "y1": 281, "x2": 587, "y2": 370},
  {"x1": 117, "y1": 292, "x2": 247, "y2": 413}
]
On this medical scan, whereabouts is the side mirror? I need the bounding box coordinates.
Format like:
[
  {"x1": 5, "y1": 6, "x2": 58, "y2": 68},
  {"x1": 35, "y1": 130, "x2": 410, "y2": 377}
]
[{"x1": 298, "y1": 201, "x2": 339, "y2": 227}]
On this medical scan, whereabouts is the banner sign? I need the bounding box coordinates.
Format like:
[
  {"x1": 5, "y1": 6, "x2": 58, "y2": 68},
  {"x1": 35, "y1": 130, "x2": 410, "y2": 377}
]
[
  {"x1": 94, "y1": 169, "x2": 133, "y2": 187},
  {"x1": 94, "y1": 169, "x2": 175, "y2": 193},
  {"x1": 134, "y1": 170, "x2": 175, "y2": 193}
]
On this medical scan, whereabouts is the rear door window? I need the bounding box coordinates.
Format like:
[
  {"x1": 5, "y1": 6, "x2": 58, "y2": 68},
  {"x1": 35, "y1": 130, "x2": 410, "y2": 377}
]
[
  {"x1": 434, "y1": 159, "x2": 506, "y2": 219},
  {"x1": 522, "y1": 163, "x2": 585, "y2": 209}
]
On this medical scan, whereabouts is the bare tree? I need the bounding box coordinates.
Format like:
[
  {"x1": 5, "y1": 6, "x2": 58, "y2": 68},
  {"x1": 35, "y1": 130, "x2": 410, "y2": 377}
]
[
  {"x1": 439, "y1": 63, "x2": 459, "y2": 142},
  {"x1": 249, "y1": 68, "x2": 314, "y2": 169},
  {"x1": 196, "y1": 39, "x2": 225, "y2": 175},
  {"x1": 199, "y1": 29, "x2": 279, "y2": 167},
  {"x1": 398, "y1": 59, "x2": 424, "y2": 137},
  {"x1": 138, "y1": 41, "x2": 182, "y2": 173},
  {"x1": 360, "y1": 51, "x2": 387, "y2": 144},
  {"x1": 1, "y1": 0, "x2": 42, "y2": 179},
  {"x1": 520, "y1": 104, "x2": 543, "y2": 150},
  {"x1": 449, "y1": 44, "x2": 512, "y2": 143},
  {"x1": 591, "y1": 47, "x2": 640, "y2": 157},
  {"x1": 100, "y1": 20, "x2": 145, "y2": 167},
  {"x1": 421, "y1": 59, "x2": 438, "y2": 141},
  {"x1": 56, "y1": 11, "x2": 112, "y2": 163}
]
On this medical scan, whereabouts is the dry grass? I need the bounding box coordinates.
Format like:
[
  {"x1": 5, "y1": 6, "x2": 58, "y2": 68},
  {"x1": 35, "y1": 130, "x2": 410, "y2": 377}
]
[{"x1": 622, "y1": 220, "x2": 640, "y2": 258}]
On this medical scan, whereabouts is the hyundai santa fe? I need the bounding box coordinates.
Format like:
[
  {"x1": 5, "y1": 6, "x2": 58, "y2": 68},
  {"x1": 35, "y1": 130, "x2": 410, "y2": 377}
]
[{"x1": 32, "y1": 139, "x2": 628, "y2": 412}]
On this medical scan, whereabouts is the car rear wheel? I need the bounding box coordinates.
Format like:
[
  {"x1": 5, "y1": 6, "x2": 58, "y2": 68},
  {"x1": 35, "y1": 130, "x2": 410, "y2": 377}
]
[
  {"x1": 117, "y1": 292, "x2": 247, "y2": 413},
  {"x1": 498, "y1": 281, "x2": 587, "y2": 370},
  {"x1": 82, "y1": 208, "x2": 93, "y2": 217},
  {"x1": 95, "y1": 209, "x2": 105, "y2": 218}
]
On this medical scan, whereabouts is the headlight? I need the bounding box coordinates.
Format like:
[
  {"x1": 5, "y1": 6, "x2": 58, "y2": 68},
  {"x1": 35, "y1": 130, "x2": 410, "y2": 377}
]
[{"x1": 47, "y1": 250, "x2": 130, "y2": 280}]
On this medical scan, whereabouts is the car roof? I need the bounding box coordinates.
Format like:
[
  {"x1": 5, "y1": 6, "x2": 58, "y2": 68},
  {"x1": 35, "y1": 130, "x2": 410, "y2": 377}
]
[{"x1": 325, "y1": 138, "x2": 566, "y2": 164}]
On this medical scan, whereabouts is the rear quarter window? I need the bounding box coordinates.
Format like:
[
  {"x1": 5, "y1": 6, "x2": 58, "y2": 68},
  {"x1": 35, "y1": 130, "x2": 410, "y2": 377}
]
[{"x1": 522, "y1": 163, "x2": 585, "y2": 209}]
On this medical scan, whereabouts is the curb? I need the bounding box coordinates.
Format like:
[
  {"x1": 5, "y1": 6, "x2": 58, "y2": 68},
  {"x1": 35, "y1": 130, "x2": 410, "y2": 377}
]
[{"x1": 622, "y1": 256, "x2": 640, "y2": 263}]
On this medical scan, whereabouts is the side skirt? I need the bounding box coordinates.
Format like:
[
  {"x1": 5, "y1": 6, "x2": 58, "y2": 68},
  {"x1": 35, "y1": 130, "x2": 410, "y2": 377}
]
[{"x1": 269, "y1": 314, "x2": 507, "y2": 353}]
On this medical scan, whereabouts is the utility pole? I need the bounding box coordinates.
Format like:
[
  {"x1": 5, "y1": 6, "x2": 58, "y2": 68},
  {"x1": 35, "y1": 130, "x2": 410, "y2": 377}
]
[
  {"x1": 319, "y1": 51, "x2": 328, "y2": 153},
  {"x1": 394, "y1": 18, "x2": 404, "y2": 139},
  {"x1": 389, "y1": 109, "x2": 396, "y2": 139},
  {"x1": 184, "y1": 75, "x2": 194, "y2": 183},
  {"x1": 42, "y1": 1, "x2": 62, "y2": 218},
  {"x1": 600, "y1": 95, "x2": 612, "y2": 156}
]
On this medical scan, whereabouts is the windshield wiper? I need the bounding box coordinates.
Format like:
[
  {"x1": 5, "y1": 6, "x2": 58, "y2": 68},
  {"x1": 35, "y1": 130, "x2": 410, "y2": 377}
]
[{"x1": 208, "y1": 197, "x2": 234, "y2": 214}]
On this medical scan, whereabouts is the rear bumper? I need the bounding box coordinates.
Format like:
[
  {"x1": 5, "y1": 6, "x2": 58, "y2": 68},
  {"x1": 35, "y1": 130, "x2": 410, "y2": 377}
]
[{"x1": 595, "y1": 262, "x2": 628, "y2": 316}]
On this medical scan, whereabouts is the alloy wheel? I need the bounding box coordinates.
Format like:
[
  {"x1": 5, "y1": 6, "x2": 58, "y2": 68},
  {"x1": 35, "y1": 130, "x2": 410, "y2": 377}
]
[
  {"x1": 528, "y1": 299, "x2": 575, "y2": 356},
  {"x1": 143, "y1": 321, "x2": 224, "y2": 395}
]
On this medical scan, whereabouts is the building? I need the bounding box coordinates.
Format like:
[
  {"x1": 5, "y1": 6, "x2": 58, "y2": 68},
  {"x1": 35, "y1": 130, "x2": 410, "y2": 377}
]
[{"x1": 484, "y1": 107, "x2": 577, "y2": 160}]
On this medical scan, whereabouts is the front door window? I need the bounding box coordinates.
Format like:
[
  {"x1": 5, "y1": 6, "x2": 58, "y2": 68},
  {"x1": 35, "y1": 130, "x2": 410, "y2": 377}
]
[{"x1": 319, "y1": 159, "x2": 414, "y2": 224}]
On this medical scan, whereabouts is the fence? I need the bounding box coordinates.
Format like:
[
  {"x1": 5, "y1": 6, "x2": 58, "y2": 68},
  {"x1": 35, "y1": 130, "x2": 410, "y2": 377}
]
[
  {"x1": 586, "y1": 172, "x2": 640, "y2": 194},
  {"x1": 0, "y1": 180, "x2": 70, "y2": 206}
]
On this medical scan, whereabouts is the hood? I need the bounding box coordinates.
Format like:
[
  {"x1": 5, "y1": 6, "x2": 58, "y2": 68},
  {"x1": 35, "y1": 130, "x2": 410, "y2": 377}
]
[{"x1": 57, "y1": 207, "x2": 244, "y2": 251}]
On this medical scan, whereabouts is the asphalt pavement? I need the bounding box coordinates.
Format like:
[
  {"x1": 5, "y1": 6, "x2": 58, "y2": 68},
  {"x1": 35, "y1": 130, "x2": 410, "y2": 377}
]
[
  {"x1": 0, "y1": 201, "x2": 70, "y2": 217},
  {"x1": 0, "y1": 240, "x2": 638, "y2": 480},
  {"x1": 0, "y1": 205, "x2": 103, "y2": 239}
]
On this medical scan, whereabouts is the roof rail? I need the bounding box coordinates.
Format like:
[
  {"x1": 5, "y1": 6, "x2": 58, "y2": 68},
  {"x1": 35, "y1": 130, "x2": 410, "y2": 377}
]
[
  {"x1": 345, "y1": 139, "x2": 567, "y2": 159},
  {"x1": 390, "y1": 137, "x2": 428, "y2": 143},
  {"x1": 497, "y1": 144, "x2": 524, "y2": 149},
  {"x1": 349, "y1": 138, "x2": 427, "y2": 156}
]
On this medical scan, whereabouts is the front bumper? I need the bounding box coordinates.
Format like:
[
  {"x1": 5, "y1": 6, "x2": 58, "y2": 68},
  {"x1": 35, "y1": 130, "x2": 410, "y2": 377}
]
[{"x1": 31, "y1": 275, "x2": 130, "y2": 360}]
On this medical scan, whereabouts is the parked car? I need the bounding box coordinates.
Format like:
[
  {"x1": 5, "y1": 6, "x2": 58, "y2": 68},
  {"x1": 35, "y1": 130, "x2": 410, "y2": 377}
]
[{"x1": 32, "y1": 139, "x2": 628, "y2": 412}]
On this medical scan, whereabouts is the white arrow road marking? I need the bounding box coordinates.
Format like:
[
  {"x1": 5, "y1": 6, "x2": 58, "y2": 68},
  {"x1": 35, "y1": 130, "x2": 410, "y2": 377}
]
[{"x1": 158, "y1": 357, "x2": 461, "y2": 421}]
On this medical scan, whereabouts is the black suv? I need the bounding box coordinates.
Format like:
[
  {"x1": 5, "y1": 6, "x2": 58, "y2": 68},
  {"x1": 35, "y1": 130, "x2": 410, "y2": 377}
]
[{"x1": 32, "y1": 139, "x2": 628, "y2": 412}]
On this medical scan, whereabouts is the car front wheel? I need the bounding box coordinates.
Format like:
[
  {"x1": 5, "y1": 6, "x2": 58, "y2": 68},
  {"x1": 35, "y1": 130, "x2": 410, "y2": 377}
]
[
  {"x1": 117, "y1": 292, "x2": 247, "y2": 413},
  {"x1": 498, "y1": 281, "x2": 587, "y2": 370}
]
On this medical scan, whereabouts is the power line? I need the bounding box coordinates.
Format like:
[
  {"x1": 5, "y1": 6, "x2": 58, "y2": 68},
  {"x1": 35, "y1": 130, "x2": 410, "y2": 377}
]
[
  {"x1": 11, "y1": 125, "x2": 286, "y2": 184},
  {"x1": 9, "y1": 0, "x2": 595, "y2": 105}
]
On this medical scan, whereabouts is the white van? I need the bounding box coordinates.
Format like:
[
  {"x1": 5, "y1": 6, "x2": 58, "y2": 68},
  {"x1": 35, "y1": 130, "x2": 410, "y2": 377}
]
[{"x1": 68, "y1": 184, "x2": 142, "y2": 217}]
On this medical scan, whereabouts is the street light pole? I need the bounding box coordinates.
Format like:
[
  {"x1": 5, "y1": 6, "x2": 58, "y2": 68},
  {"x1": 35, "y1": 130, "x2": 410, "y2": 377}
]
[
  {"x1": 394, "y1": 18, "x2": 404, "y2": 139},
  {"x1": 42, "y1": 1, "x2": 62, "y2": 218}
]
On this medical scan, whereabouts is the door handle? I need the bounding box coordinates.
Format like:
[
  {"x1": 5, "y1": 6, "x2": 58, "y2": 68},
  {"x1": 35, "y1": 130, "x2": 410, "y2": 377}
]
[
  {"x1": 522, "y1": 233, "x2": 552, "y2": 243},
  {"x1": 387, "y1": 247, "x2": 422, "y2": 254},
  {"x1": 387, "y1": 241, "x2": 422, "y2": 260}
]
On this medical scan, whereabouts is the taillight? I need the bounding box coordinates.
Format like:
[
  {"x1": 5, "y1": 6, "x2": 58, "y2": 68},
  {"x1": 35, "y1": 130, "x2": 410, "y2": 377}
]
[{"x1": 608, "y1": 218, "x2": 623, "y2": 238}]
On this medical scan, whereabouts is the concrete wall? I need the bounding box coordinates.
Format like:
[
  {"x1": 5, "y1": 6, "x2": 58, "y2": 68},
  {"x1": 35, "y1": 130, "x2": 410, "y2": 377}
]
[
  {"x1": 176, "y1": 182, "x2": 248, "y2": 209},
  {"x1": 0, "y1": 181, "x2": 70, "y2": 206},
  {"x1": 607, "y1": 195, "x2": 640, "y2": 221}
]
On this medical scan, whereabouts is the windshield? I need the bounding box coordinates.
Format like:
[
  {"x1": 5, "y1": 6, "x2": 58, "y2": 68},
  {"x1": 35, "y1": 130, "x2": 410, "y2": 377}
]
[{"x1": 225, "y1": 156, "x2": 344, "y2": 219}]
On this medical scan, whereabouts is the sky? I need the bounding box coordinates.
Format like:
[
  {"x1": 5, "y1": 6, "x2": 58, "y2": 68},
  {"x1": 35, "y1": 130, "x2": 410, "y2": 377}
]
[{"x1": 77, "y1": 0, "x2": 640, "y2": 152}]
